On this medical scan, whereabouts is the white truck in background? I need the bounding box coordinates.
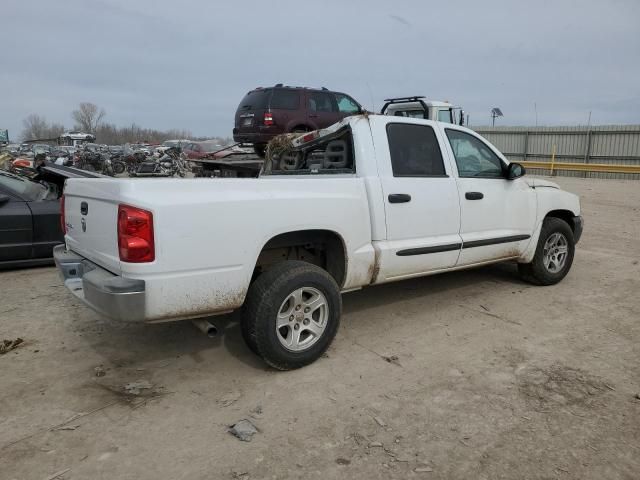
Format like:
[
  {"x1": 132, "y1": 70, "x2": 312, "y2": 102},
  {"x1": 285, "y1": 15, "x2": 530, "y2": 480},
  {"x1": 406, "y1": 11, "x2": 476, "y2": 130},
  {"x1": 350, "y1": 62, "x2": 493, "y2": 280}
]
[
  {"x1": 381, "y1": 96, "x2": 465, "y2": 125},
  {"x1": 55, "y1": 114, "x2": 582, "y2": 370}
]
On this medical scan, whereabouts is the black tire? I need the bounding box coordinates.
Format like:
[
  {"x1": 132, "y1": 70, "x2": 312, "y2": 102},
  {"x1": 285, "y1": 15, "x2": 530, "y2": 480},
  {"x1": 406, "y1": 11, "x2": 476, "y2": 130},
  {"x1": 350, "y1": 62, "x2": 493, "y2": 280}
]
[
  {"x1": 241, "y1": 260, "x2": 341, "y2": 370},
  {"x1": 518, "y1": 217, "x2": 575, "y2": 285},
  {"x1": 291, "y1": 127, "x2": 309, "y2": 133},
  {"x1": 253, "y1": 144, "x2": 266, "y2": 158},
  {"x1": 112, "y1": 161, "x2": 126, "y2": 175}
]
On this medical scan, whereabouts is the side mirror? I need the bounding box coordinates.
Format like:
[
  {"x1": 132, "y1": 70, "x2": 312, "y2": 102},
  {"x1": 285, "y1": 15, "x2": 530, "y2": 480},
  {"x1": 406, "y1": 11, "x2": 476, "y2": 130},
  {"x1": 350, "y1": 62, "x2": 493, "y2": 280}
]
[
  {"x1": 0, "y1": 194, "x2": 10, "y2": 205},
  {"x1": 506, "y1": 162, "x2": 526, "y2": 180}
]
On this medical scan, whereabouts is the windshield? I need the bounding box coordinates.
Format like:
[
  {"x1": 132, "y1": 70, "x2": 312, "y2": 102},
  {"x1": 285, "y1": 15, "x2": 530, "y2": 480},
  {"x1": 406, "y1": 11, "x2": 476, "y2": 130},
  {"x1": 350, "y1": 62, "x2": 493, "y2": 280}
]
[
  {"x1": 0, "y1": 171, "x2": 49, "y2": 201},
  {"x1": 200, "y1": 143, "x2": 224, "y2": 153}
]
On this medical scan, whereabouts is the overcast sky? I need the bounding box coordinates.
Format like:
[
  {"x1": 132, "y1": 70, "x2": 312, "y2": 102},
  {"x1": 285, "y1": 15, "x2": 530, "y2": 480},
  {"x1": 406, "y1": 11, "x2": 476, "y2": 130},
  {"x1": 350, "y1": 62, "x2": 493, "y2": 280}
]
[{"x1": 2, "y1": 0, "x2": 639, "y2": 139}]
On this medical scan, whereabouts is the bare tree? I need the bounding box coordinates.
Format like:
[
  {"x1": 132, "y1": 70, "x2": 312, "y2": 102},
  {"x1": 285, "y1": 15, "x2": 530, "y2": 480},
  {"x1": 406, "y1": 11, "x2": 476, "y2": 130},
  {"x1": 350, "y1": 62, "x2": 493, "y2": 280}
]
[
  {"x1": 21, "y1": 114, "x2": 49, "y2": 141},
  {"x1": 72, "y1": 102, "x2": 106, "y2": 133},
  {"x1": 20, "y1": 115, "x2": 66, "y2": 142}
]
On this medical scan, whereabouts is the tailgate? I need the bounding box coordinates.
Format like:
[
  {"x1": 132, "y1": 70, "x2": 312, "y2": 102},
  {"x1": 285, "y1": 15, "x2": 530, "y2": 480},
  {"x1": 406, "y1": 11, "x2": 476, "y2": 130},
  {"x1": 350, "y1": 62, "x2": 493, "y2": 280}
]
[{"x1": 64, "y1": 178, "x2": 121, "y2": 274}]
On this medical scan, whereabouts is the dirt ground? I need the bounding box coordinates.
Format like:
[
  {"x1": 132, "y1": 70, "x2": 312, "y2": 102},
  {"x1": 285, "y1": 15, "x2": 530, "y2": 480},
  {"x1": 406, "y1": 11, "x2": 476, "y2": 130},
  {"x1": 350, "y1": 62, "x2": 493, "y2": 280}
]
[{"x1": 1, "y1": 176, "x2": 639, "y2": 480}]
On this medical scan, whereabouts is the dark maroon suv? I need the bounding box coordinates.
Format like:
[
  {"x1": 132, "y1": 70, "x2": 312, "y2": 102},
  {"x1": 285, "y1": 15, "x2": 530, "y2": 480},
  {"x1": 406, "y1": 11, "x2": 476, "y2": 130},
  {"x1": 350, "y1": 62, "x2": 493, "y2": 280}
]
[{"x1": 233, "y1": 84, "x2": 363, "y2": 156}]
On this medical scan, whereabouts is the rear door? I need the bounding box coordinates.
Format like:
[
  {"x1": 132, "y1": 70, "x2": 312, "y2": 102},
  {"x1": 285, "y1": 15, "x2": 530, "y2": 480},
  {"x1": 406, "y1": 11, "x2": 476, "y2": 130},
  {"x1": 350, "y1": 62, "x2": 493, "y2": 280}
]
[
  {"x1": 307, "y1": 91, "x2": 341, "y2": 129},
  {"x1": 370, "y1": 118, "x2": 462, "y2": 282}
]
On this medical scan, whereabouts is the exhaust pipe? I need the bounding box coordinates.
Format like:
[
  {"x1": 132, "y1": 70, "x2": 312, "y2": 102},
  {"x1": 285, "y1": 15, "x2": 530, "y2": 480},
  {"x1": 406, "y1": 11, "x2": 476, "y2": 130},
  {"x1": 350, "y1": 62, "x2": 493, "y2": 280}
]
[{"x1": 192, "y1": 319, "x2": 218, "y2": 338}]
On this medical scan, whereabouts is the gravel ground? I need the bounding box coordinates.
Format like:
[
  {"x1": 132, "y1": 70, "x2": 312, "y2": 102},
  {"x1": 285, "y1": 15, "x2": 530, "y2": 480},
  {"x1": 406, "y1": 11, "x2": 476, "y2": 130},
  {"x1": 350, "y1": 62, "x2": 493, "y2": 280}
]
[{"x1": 1, "y1": 176, "x2": 639, "y2": 480}]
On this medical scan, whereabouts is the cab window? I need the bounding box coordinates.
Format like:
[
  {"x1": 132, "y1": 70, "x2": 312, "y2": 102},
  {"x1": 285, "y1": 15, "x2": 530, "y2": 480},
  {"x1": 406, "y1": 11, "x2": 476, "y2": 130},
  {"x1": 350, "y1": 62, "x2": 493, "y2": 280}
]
[{"x1": 446, "y1": 129, "x2": 504, "y2": 178}]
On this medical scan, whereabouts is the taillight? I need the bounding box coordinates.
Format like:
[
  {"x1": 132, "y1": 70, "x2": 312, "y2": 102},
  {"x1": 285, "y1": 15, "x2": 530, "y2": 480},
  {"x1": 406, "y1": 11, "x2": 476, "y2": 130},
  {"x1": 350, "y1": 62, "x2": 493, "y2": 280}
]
[
  {"x1": 60, "y1": 195, "x2": 66, "y2": 234},
  {"x1": 117, "y1": 204, "x2": 155, "y2": 263},
  {"x1": 264, "y1": 112, "x2": 274, "y2": 126},
  {"x1": 302, "y1": 131, "x2": 319, "y2": 143}
]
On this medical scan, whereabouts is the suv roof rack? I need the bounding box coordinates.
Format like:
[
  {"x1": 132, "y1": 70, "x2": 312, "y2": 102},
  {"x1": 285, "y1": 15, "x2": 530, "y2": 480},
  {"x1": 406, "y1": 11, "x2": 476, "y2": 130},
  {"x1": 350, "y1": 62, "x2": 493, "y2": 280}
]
[
  {"x1": 380, "y1": 96, "x2": 429, "y2": 116},
  {"x1": 382, "y1": 96, "x2": 426, "y2": 103}
]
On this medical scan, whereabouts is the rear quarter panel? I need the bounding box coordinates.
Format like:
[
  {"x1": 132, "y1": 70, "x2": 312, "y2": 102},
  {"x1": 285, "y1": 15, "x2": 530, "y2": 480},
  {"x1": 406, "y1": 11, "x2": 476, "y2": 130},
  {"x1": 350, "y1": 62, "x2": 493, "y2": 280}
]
[{"x1": 113, "y1": 177, "x2": 374, "y2": 321}]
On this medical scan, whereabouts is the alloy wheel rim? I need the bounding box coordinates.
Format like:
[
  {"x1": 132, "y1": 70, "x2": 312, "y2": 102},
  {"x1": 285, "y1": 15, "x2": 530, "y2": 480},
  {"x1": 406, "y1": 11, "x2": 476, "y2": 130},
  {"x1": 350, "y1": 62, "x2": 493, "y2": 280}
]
[
  {"x1": 276, "y1": 287, "x2": 328, "y2": 352},
  {"x1": 543, "y1": 232, "x2": 568, "y2": 273}
]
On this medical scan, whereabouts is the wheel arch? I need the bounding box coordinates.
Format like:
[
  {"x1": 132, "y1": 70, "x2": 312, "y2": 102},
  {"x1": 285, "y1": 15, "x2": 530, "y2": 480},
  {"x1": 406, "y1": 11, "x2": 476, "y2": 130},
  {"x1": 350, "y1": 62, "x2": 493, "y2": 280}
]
[
  {"x1": 545, "y1": 209, "x2": 579, "y2": 236},
  {"x1": 253, "y1": 229, "x2": 347, "y2": 288}
]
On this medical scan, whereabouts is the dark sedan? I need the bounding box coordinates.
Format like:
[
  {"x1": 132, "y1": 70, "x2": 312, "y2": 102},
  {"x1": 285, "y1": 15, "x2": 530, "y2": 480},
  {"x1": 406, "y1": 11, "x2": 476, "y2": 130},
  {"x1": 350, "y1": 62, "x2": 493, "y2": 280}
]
[{"x1": 0, "y1": 166, "x2": 100, "y2": 268}]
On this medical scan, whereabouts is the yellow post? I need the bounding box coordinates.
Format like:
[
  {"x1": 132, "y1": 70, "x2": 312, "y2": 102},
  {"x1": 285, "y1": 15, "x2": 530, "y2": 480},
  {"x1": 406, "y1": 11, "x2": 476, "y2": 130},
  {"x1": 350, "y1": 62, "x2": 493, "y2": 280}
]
[{"x1": 550, "y1": 144, "x2": 557, "y2": 176}]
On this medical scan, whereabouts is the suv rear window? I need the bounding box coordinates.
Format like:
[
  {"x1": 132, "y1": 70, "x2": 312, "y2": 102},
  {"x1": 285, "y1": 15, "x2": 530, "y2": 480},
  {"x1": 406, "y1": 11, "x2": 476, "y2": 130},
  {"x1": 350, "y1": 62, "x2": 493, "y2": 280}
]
[
  {"x1": 238, "y1": 90, "x2": 270, "y2": 110},
  {"x1": 270, "y1": 89, "x2": 300, "y2": 110}
]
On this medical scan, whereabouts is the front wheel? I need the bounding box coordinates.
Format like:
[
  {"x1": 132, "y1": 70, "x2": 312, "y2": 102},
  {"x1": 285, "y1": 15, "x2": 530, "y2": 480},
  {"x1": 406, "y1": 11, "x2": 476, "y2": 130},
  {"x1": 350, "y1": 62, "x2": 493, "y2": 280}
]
[
  {"x1": 518, "y1": 217, "x2": 575, "y2": 285},
  {"x1": 242, "y1": 261, "x2": 341, "y2": 370}
]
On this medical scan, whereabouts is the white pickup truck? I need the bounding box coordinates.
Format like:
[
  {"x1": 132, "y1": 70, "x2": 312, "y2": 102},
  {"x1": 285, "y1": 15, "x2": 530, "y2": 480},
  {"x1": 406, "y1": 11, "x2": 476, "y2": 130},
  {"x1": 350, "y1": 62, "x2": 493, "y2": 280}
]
[{"x1": 55, "y1": 114, "x2": 583, "y2": 370}]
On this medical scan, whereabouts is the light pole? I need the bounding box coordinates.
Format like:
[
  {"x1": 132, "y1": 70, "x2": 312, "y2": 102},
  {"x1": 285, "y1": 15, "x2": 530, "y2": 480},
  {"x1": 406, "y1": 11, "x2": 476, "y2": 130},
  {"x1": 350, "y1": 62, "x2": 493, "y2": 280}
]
[{"x1": 491, "y1": 108, "x2": 503, "y2": 127}]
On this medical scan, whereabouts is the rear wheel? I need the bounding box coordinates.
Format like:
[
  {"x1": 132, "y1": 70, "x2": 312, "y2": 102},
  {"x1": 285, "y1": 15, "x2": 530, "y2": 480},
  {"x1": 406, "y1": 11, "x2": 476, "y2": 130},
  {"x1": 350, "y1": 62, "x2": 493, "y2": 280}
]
[
  {"x1": 518, "y1": 217, "x2": 575, "y2": 285},
  {"x1": 242, "y1": 260, "x2": 341, "y2": 370}
]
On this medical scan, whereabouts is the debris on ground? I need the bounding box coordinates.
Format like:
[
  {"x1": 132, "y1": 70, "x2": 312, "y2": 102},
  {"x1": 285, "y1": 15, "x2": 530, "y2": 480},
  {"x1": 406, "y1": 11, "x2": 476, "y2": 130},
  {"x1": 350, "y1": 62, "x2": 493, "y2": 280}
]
[
  {"x1": 44, "y1": 468, "x2": 71, "y2": 480},
  {"x1": 123, "y1": 380, "x2": 153, "y2": 395},
  {"x1": 336, "y1": 458, "x2": 351, "y2": 465},
  {"x1": 217, "y1": 391, "x2": 242, "y2": 407},
  {"x1": 249, "y1": 405, "x2": 263, "y2": 419},
  {"x1": 414, "y1": 466, "x2": 434, "y2": 473},
  {"x1": 0, "y1": 338, "x2": 24, "y2": 355},
  {"x1": 634, "y1": 393, "x2": 640, "y2": 400},
  {"x1": 368, "y1": 441, "x2": 383, "y2": 448},
  {"x1": 231, "y1": 471, "x2": 249, "y2": 479},
  {"x1": 373, "y1": 416, "x2": 387, "y2": 427},
  {"x1": 94, "y1": 366, "x2": 106, "y2": 377},
  {"x1": 382, "y1": 355, "x2": 401, "y2": 366},
  {"x1": 55, "y1": 425, "x2": 79, "y2": 431},
  {"x1": 229, "y1": 419, "x2": 258, "y2": 442}
]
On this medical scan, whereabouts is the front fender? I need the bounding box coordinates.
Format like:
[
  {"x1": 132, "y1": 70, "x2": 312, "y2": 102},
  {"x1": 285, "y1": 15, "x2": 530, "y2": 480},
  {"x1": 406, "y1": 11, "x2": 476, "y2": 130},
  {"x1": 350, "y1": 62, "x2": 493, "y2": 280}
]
[{"x1": 520, "y1": 186, "x2": 581, "y2": 263}]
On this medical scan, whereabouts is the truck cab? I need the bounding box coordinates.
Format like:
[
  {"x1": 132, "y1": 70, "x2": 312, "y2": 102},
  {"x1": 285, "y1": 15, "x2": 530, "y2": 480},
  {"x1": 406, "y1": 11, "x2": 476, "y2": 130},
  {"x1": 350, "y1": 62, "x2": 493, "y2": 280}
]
[{"x1": 381, "y1": 96, "x2": 462, "y2": 125}]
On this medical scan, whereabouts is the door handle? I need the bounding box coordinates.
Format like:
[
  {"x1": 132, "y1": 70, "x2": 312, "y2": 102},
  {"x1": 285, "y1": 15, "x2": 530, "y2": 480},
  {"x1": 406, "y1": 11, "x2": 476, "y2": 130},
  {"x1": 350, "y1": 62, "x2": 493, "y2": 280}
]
[
  {"x1": 309, "y1": 114, "x2": 318, "y2": 118},
  {"x1": 388, "y1": 193, "x2": 411, "y2": 203},
  {"x1": 465, "y1": 192, "x2": 484, "y2": 200}
]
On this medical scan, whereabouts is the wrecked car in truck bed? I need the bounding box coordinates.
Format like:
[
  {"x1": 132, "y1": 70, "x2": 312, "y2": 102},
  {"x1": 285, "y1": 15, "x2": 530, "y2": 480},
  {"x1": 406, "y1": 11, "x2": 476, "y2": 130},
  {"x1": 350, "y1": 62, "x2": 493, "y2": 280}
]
[{"x1": 55, "y1": 114, "x2": 583, "y2": 370}]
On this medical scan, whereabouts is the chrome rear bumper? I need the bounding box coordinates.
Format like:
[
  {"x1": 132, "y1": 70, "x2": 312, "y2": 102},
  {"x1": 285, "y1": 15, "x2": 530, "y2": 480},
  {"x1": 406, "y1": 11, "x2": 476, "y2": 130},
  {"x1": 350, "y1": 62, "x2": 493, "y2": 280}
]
[{"x1": 54, "y1": 245, "x2": 146, "y2": 322}]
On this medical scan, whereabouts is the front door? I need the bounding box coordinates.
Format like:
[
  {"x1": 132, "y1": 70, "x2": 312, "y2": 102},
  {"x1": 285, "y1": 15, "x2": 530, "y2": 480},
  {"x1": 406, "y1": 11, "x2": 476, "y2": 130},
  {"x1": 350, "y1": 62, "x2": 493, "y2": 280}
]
[
  {"x1": 371, "y1": 119, "x2": 462, "y2": 282},
  {"x1": 442, "y1": 128, "x2": 536, "y2": 266},
  {"x1": 306, "y1": 91, "x2": 340, "y2": 130}
]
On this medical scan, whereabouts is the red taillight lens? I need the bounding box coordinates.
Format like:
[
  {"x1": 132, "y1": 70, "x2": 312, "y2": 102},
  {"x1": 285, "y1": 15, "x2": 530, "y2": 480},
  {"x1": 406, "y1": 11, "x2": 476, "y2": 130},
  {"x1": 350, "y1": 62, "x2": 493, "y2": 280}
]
[
  {"x1": 117, "y1": 204, "x2": 155, "y2": 263},
  {"x1": 264, "y1": 112, "x2": 274, "y2": 126},
  {"x1": 60, "y1": 195, "x2": 66, "y2": 234},
  {"x1": 302, "y1": 132, "x2": 318, "y2": 143}
]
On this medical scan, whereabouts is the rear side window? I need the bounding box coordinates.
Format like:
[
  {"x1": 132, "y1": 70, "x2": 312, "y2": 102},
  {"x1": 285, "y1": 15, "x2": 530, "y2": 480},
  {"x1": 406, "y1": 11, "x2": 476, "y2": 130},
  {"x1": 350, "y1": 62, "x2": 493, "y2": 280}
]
[
  {"x1": 386, "y1": 124, "x2": 446, "y2": 177},
  {"x1": 270, "y1": 89, "x2": 300, "y2": 110},
  {"x1": 238, "y1": 90, "x2": 270, "y2": 110},
  {"x1": 308, "y1": 92, "x2": 337, "y2": 112}
]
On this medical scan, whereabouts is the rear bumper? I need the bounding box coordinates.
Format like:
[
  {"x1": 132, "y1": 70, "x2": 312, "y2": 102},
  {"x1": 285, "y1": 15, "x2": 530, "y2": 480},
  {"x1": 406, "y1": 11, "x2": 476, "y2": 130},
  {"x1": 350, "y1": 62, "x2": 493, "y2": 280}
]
[
  {"x1": 233, "y1": 128, "x2": 282, "y2": 145},
  {"x1": 54, "y1": 245, "x2": 145, "y2": 322}
]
